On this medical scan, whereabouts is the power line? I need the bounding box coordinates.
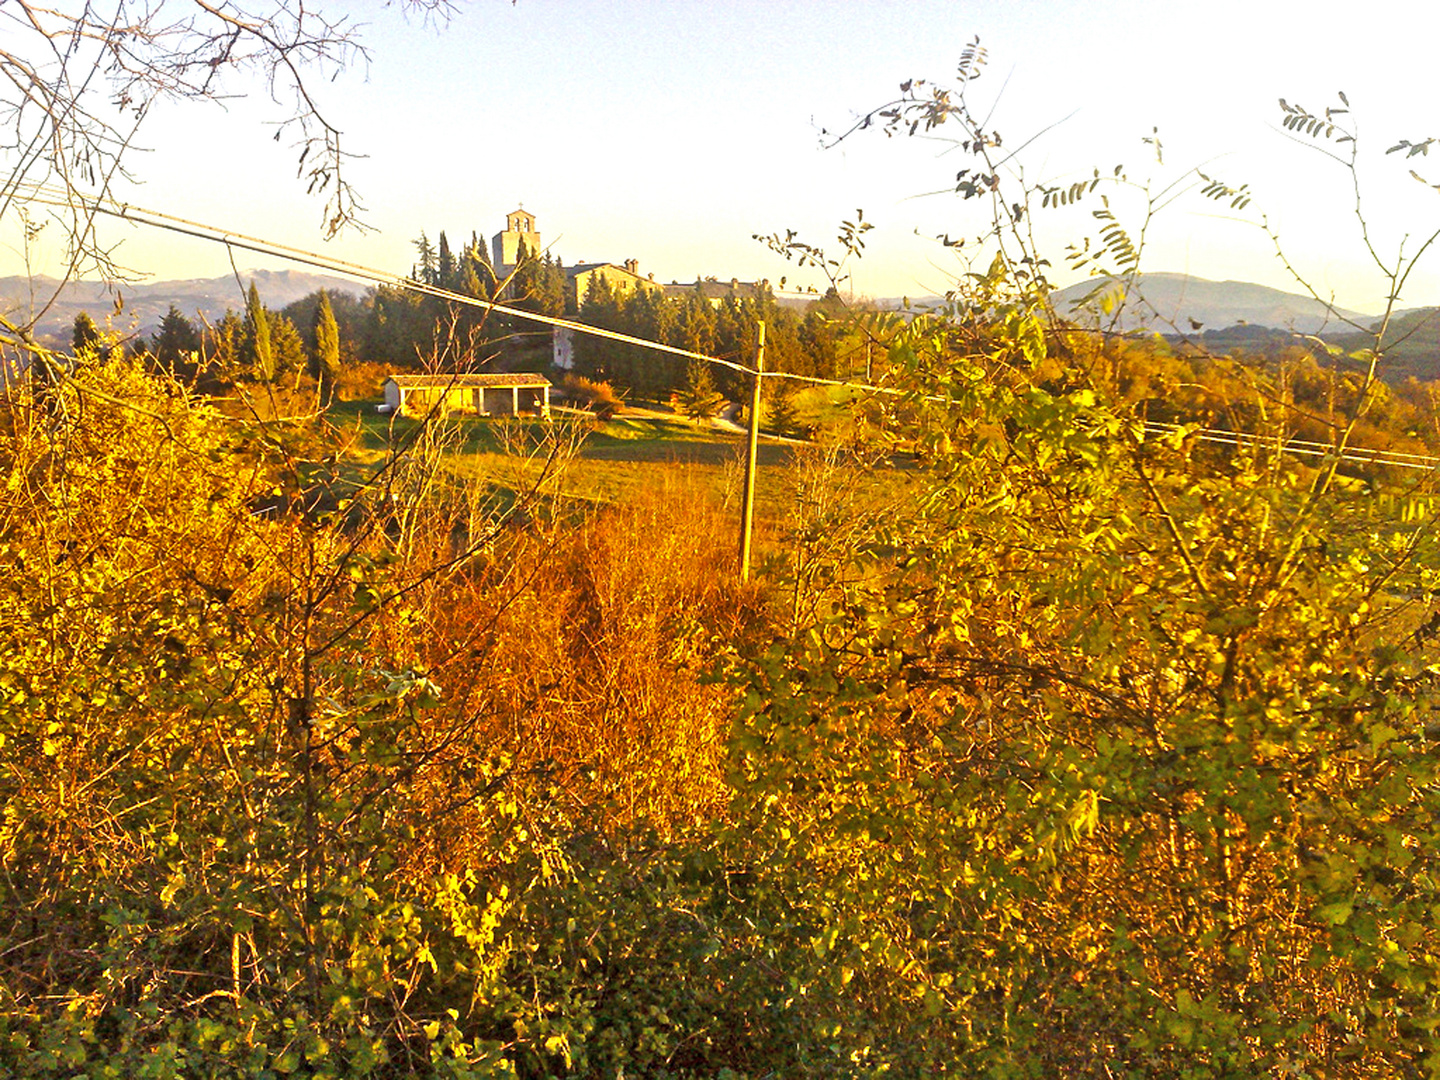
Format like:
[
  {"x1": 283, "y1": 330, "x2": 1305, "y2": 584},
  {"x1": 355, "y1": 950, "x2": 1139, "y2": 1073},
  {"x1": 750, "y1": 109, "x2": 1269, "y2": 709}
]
[
  {"x1": 12, "y1": 183, "x2": 760, "y2": 376},
  {"x1": 12, "y1": 185, "x2": 1440, "y2": 476},
  {"x1": 1141, "y1": 421, "x2": 1440, "y2": 472}
]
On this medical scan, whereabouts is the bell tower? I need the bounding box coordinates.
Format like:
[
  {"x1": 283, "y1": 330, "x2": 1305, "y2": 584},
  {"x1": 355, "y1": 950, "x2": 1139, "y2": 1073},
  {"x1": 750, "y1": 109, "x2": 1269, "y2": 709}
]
[{"x1": 492, "y1": 207, "x2": 540, "y2": 276}]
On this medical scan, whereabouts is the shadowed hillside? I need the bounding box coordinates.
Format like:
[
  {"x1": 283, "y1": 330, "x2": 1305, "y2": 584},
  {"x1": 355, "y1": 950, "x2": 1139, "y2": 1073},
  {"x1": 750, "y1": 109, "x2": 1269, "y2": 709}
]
[{"x1": 0, "y1": 269, "x2": 364, "y2": 346}]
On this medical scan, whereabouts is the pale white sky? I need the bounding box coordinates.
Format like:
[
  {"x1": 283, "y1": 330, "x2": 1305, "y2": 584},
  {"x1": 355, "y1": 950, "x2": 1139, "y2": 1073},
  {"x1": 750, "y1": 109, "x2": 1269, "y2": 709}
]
[{"x1": 5, "y1": 0, "x2": 1438, "y2": 315}]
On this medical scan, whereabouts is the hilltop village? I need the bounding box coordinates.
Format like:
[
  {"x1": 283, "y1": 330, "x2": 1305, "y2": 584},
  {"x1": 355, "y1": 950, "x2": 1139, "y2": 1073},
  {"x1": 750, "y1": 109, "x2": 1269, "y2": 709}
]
[
  {"x1": 7, "y1": 206, "x2": 847, "y2": 417},
  {"x1": 173, "y1": 207, "x2": 847, "y2": 411},
  {"x1": 485, "y1": 206, "x2": 787, "y2": 313}
]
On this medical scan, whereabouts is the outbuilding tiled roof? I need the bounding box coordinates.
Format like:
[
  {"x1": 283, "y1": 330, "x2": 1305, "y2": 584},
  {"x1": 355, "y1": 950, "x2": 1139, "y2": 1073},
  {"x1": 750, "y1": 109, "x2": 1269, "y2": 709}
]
[
  {"x1": 662, "y1": 279, "x2": 767, "y2": 301},
  {"x1": 384, "y1": 373, "x2": 551, "y2": 389}
]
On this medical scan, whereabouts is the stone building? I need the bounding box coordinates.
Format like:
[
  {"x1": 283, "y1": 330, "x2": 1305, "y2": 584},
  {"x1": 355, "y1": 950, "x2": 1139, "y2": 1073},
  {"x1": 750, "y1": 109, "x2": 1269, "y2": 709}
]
[
  {"x1": 662, "y1": 278, "x2": 769, "y2": 306},
  {"x1": 491, "y1": 207, "x2": 541, "y2": 277},
  {"x1": 568, "y1": 259, "x2": 661, "y2": 307}
]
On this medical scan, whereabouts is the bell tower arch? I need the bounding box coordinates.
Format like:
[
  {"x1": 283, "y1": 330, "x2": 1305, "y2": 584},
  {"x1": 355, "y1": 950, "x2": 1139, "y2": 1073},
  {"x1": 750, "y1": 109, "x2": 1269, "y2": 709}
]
[{"x1": 492, "y1": 206, "x2": 541, "y2": 275}]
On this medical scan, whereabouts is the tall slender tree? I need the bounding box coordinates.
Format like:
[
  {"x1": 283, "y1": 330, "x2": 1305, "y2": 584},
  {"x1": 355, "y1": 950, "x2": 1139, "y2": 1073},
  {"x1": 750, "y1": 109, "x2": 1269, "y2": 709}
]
[
  {"x1": 538, "y1": 254, "x2": 566, "y2": 317},
  {"x1": 270, "y1": 312, "x2": 308, "y2": 386},
  {"x1": 621, "y1": 287, "x2": 680, "y2": 396},
  {"x1": 413, "y1": 231, "x2": 438, "y2": 285},
  {"x1": 437, "y1": 231, "x2": 456, "y2": 291},
  {"x1": 310, "y1": 290, "x2": 341, "y2": 403},
  {"x1": 463, "y1": 231, "x2": 496, "y2": 291},
  {"x1": 574, "y1": 275, "x2": 623, "y2": 381},
  {"x1": 675, "y1": 289, "x2": 717, "y2": 356},
  {"x1": 245, "y1": 281, "x2": 275, "y2": 382}
]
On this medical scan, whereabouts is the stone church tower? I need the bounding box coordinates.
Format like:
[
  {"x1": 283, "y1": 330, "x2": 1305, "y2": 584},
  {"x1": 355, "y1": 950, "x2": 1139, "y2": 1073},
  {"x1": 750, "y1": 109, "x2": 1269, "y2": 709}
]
[{"x1": 492, "y1": 207, "x2": 540, "y2": 276}]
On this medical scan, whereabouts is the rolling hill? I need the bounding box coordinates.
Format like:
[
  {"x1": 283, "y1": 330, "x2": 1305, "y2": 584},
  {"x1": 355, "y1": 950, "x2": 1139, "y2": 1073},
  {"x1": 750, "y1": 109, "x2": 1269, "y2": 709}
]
[
  {"x1": 0, "y1": 268, "x2": 366, "y2": 347},
  {"x1": 1324, "y1": 306, "x2": 1440, "y2": 381},
  {"x1": 1051, "y1": 272, "x2": 1375, "y2": 335}
]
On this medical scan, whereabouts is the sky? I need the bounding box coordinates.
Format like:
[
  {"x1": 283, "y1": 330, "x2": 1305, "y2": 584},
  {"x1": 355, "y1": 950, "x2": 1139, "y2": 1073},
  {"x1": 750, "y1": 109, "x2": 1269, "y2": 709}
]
[{"x1": 5, "y1": 0, "x2": 1440, "y2": 316}]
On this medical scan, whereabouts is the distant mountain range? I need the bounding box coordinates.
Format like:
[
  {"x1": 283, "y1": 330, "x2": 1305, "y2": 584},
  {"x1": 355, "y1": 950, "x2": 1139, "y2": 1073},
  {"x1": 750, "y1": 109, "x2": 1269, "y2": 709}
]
[
  {"x1": 881, "y1": 273, "x2": 1440, "y2": 381},
  {"x1": 0, "y1": 268, "x2": 366, "y2": 346},
  {"x1": 1049, "y1": 273, "x2": 1375, "y2": 335},
  {"x1": 1046, "y1": 274, "x2": 1440, "y2": 381},
  {"x1": 889, "y1": 273, "x2": 1385, "y2": 336},
  {"x1": 5, "y1": 268, "x2": 1426, "y2": 361}
]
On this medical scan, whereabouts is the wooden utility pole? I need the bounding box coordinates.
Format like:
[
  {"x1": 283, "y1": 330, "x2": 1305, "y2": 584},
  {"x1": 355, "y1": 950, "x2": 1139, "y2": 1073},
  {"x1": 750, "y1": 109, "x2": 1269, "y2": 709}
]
[{"x1": 739, "y1": 321, "x2": 765, "y2": 581}]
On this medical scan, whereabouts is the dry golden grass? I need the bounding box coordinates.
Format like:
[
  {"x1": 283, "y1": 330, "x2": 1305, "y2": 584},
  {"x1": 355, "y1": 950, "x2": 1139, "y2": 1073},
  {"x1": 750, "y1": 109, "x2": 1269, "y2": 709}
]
[{"x1": 367, "y1": 467, "x2": 767, "y2": 864}]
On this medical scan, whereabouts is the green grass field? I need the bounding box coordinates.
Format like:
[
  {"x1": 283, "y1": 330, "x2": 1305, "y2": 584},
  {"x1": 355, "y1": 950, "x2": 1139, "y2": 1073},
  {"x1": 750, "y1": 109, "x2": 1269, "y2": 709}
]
[{"x1": 315, "y1": 393, "x2": 911, "y2": 566}]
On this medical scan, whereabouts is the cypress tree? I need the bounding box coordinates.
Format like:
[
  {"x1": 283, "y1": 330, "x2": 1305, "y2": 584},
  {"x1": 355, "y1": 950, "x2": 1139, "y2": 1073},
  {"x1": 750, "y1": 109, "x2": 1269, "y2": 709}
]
[
  {"x1": 539, "y1": 254, "x2": 566, "y2": 317},
  {"x1": 311, "y1": 289, "x2": 341, "y2": 403},
  {"x1": 438, "y1": 231, "x2": 455, "y2": 290},
  {"x1": 510, "y1": 239, "x2": 537, "y2": 305},
  {"x1": 764, "y1": 379, "x2": 802, "y2": 438},
  {"x1": 246, "y1": 281, "x2": 275, "y2": 382},
  {"x1": 575, "y1": 275, "x2": 622, "y2": 381},
  {"x1": 464, "y1": 231, "x2": 495, "y2": 290}
]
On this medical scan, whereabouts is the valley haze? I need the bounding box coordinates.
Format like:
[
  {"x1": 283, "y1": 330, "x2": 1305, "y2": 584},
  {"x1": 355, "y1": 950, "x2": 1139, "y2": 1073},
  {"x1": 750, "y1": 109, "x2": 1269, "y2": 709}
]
[{"x1": 2, "y1": 269, "x2": 1404, "y2": 347}]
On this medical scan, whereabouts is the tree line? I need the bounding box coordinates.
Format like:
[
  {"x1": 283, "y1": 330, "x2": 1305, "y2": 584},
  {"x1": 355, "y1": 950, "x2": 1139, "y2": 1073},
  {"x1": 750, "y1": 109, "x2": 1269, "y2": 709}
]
[
  {"x1": 74, "y1": 227, "x2": 847, "y2": 410},
  {"x1": 65, "y1": 248, "x2": 1440, "y2": 468}
]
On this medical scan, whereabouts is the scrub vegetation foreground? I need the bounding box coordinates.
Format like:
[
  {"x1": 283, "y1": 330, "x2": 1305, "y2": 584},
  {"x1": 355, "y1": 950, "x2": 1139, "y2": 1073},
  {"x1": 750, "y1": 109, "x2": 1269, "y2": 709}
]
[
  {"x1": 7, "y1": 288, "x2": 1440, "y2": 1079},
  {"x1": 7, "y1": 26, "x2": 1440, "y2": 1080}
]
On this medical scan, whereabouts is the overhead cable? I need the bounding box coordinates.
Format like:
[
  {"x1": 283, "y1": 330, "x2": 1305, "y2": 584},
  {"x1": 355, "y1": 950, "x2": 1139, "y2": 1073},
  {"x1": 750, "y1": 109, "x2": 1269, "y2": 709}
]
[{"x1": 12, "y1": 184, "x2": 1440, "y2": 475}]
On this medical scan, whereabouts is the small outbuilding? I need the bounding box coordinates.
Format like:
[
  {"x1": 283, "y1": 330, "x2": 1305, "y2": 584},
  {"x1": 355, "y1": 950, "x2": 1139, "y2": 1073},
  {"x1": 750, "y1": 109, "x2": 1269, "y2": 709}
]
[{"x1": 381, "y1": 373, "x2": 552, "y2": 419}]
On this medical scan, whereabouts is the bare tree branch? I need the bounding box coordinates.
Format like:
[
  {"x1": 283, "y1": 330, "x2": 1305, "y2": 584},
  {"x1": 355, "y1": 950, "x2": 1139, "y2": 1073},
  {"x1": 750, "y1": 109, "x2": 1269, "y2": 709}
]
[{"x1": 1, "y1": 0, "x2": 463, "y2": 336}]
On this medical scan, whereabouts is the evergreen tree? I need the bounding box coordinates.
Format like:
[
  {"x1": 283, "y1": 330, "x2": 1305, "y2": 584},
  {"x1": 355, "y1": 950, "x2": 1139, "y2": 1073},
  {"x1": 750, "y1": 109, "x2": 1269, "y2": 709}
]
[
  {"x1": 310, "y1": 290, "x2": 341, "y2": 402},
  {"x1": 282, "y1": 289, "x2": 365, "y2": 365},
  {"x1": 207, "y1": 310, "x2": 245, "y2": 384},
  {"x1": 677, "y1": 358, "x2": 725, "y2": 423},
  {"x1": 619, "y1": 288, "x2": 679, "y2": 397},
  {"x1": 713, "y1": 297, "x2": 749, "y2": 398},
  {"x1": 459, "y1": 265, "x2": 488, "y2": 303},
  {"x1": 269, "y1": 312, "x2": 307, "y2": 385},
  {"x1": 150, "y1": 305, "x2": 201, "y2": 380},
  {"x1": 451, "y1": 231, "x2": 499, "y2": 359},
  {"x1": 509, "y1": 240, "x2": 540, "y2": 309},
  {"x1": 455, "y1": 264, "x2": 495, "y2": 365},
  {"x1": 714, "y1": 297, "x2": 744, "y2": 361},
  {"x1": 245, "y1": 281, "x2": 275, "y2": 382},
  {"x1": 505, "y1": 242, "x2": 566, "y2": 317},
  {"x1": 763, "y1": 378, "x2": 802, "y2": 438},
  {"x1": 437, "y1": 231, "x2": 456, "y2": 291},
  {"x1": 462, "y1": 232, "x2": 496, "y2": 292},
  {"x1": 675, "y1": 289, "x2": 717, "y2": 356},
  {"x1": 413, "y1": 230, "x2": 438, "y2": 285},
  {"x1": 71, "y1": 312, "x2": 104, "y2": 357},
  {"x1": 37, "y1": 310, "x2": 105, "y2": 389},
  {"x1": 363, "y1": 285, "x2": 417, "y2": 367},
  {"x1": 538, "y1": 254, "x2": 566, "y2": 317},
  {"x1": 799, "y1": 309, "x2": 840, "y2": 380},
  {"x1": 574, "y1": 275, "x2": 624, "y2": 381}
]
